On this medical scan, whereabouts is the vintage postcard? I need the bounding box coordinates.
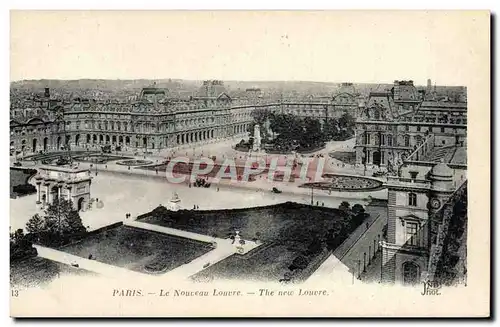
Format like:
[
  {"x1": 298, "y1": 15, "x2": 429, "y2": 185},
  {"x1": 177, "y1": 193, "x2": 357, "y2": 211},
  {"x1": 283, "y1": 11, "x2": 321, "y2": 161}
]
[{"x1": 9, "y1": 10, "x2": 490, "y2": 317}]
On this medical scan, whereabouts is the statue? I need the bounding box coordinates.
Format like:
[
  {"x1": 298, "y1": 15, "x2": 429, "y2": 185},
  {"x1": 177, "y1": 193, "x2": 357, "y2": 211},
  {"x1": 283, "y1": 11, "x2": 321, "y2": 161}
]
[{"x1": 167, "y1": 192, "x2": 181, "y2": 211}]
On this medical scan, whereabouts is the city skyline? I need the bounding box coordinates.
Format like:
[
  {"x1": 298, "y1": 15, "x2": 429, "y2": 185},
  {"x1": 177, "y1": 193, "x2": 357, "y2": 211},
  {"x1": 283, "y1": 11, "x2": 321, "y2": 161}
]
[{"x1": 10, "y1": 11, "x2": 485, "y2": 85}]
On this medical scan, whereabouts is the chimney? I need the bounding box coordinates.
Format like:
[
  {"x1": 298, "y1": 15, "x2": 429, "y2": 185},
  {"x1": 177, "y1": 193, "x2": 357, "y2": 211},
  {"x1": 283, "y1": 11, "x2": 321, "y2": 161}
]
[{"x1": 44, "y1": 87, "x2": 50, "y2": 98}]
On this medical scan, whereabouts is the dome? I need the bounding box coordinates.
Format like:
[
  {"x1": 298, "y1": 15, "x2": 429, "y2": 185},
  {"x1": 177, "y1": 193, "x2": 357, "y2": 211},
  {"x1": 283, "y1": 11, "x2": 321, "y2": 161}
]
[{"x1": 429, "y1": 161, "x2": 453, "y2": 178}]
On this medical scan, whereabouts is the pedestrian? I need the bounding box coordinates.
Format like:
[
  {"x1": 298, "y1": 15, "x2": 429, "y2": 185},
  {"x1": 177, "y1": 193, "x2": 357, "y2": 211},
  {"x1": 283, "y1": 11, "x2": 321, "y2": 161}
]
[
  {"x1": 217, "y1": 187, "x2": 219, "y2": 192},
  {"x1": 105, "y1": 165, "x2": 107, "y2": 169}
]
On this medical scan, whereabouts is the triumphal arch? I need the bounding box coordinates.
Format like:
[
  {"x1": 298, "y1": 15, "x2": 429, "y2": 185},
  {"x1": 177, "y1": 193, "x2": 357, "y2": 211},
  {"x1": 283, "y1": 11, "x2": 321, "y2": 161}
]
[{"x1": 34, "y1": 165, "x2": 92, "y2": 212}]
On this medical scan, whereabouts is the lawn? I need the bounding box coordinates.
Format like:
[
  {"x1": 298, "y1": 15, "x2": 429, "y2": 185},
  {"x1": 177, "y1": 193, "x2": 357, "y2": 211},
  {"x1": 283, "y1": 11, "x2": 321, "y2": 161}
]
[
  {"x1": 191, "y1": 244, "x2": 303, "y2": 283},
  {"x1": 10, "y1": 256, "x2": 94, "y2": 288},
  {"x1": 139, "y1": 202, "x2": 352, "y2": 282},
  {"x1": 138, "y1": 203, "x2": 344, "y2": 243},
  {"x1": 60, "y1": 226, "x2": 213, "y2": 274}
]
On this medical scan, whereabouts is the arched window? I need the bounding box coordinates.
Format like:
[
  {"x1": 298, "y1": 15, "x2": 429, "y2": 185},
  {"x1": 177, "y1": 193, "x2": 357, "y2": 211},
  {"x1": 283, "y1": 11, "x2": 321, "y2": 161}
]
[{"x1": 402, "y1": 262, "x2": 420, "y2": 285}]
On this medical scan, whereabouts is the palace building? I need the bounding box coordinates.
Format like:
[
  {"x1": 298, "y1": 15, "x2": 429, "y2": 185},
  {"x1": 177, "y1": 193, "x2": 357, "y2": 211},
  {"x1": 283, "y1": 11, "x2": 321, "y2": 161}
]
[
  {"x1": 359, "y1": 81, "x2": 469, "y2": 286},
  {"x1": 381, "y1": 136, "x2": 467, "y2": 286},
  {"x1": 354, "y1": 80, "x2": 467, "y2": 170},
  {"x1": 10, "y1": 81, "x2": 361, "y2": 155}
]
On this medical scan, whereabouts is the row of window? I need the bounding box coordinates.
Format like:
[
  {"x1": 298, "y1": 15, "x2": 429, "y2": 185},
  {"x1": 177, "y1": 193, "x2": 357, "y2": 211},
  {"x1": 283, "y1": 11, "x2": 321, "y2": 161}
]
[
  {"x1": 362, "y1": 133, "x2": 414, "y2": 147},
  {"x1": 359, "y1": 124, "x2": 461, "y2": 134}
]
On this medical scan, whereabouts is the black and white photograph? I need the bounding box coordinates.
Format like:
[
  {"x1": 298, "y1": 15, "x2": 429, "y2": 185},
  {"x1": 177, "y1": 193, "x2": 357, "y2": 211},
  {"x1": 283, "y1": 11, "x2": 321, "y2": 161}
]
[{"x1": 7, "y1": 10, "x2": 490, "y2": 317}]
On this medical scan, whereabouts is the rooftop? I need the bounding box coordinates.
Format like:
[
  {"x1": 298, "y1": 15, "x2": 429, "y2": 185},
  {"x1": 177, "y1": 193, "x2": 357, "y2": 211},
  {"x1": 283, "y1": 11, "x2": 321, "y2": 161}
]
[
  {"x1": 39, "y1": 165, "x2": 90, "y2": 173},
  {"x1": 421, "y1": 146, "x2": 467, "y2": 166}
]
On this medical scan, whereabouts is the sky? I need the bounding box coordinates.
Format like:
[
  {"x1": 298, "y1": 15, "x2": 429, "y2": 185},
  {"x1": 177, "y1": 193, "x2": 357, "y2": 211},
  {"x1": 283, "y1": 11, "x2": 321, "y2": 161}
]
[{"x1": 10, "y1": 10, "x2": 489, "y2": 85}]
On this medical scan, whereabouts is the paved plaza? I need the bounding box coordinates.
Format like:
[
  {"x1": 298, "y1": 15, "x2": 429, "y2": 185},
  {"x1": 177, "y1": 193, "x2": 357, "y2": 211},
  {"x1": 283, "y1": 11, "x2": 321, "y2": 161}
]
[{"x1": 11, "y1": 138, "x2": 386, "y2": 233}]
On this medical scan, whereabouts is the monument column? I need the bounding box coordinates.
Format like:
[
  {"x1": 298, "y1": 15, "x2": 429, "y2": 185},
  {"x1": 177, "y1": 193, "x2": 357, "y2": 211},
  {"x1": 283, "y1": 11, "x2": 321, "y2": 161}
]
[
  {"x1": 57, "y1": 185, "x2": 61, "y2": 200},
  {"x1": 36, "y1": 183, "x2": 41, "y2": 203}
]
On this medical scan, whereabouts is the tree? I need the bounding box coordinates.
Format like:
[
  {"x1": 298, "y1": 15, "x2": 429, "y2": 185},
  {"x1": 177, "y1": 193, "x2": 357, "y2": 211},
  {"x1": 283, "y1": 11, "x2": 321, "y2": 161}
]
[
  {"x1": 338, "y1": 112, "x2": 356, "y2": 137},
  {"x1": 322, "y1": 119, "x2": 339, "y2": 141},
  {"x1": 43, "y1": 198, "x2": 87, "y2": 238},
  {"x1": 351, "y1": 204, "x2": 365, "y2": 215},
  {"x1": 66, "y1": 209, "x2": 86, "y2": 235},
  {"x1": 289, "y1": 255, "x2": 310, "y2": 271},
  {"x1": 26, "y1": 214, "x2": 45, "y2": 234},
  {"x1": 10, "y1": 228, "x2": 37, "y2": 261},
  {"x1": 339, "y1": 201, "x2": 351, "y2": 212}
]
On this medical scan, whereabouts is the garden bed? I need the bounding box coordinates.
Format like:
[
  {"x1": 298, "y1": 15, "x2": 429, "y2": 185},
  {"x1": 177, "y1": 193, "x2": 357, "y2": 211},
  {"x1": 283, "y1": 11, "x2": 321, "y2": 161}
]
[
  {"x1": 73, "y1": 154, "x2": 132, "y2": 164},
  {"x1": 299, "y1": 174, "x2": 385, "y2": 192},
  {"x1": 137, "y1": 160, "x2": 268, "y2": 181},
  {"x1": 116, "y1": 159, "x2": 154, "y2": 166}
]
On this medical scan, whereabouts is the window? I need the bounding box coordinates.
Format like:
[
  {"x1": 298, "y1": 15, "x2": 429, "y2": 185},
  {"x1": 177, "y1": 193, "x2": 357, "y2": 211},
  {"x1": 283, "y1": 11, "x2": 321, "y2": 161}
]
[
  {"x1": 405, "y1": 125, "x2": 409, "y2": 132},
  {"x1": 381, "y1": 134, "x2": 386, "y2": 145},
  {"x1": 409, "y1": 171, "x2": 418, "y2": 180},
  {"x1": 364, "y1": 133, "x2": 370, "y2": 145},
  {"x1": 417, "y1": 126, "x2": 421, "y2": 132},
  {"x1": 406, "y1": 222, "x2": 419, "y2": 246},
  {"x1": 387, "y1": 135, "x2": 393, "y2": 146},
  {"x1": 441, "y1": 127, "x2": 445, "y2": 133},
  {"x1": 402, "y1": 261, "x2": 419, "y2": 285},
  {"x1": 404, "y1": 135, "x2": 410, "y2": 147},
  {"x1": 408, "y1": 192, "x2": 417, "y2": 206}
]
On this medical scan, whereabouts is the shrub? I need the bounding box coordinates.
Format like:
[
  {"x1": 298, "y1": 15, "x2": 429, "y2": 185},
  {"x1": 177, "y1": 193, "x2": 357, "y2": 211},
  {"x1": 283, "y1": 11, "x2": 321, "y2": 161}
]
[{"x1": 289, "y1": 255, "x2": 310, "y2": 271}]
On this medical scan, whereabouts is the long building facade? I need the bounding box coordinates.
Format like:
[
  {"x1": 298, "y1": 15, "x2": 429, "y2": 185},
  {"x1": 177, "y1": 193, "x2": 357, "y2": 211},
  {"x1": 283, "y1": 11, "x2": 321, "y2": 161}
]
[{"x1": 10, "y1": 81, "x2": 360, "y2": 155}]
